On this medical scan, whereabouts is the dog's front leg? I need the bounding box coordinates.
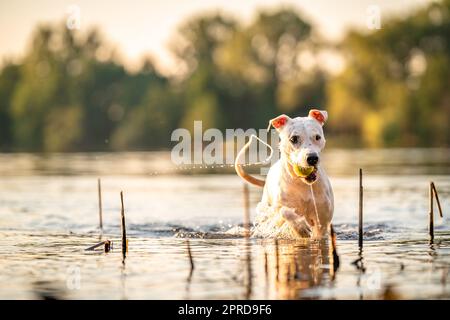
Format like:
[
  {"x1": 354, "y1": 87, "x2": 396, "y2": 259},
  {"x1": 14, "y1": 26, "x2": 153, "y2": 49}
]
[{"x1": 280, "y1": 207, "x2": 312, "y2": 238}]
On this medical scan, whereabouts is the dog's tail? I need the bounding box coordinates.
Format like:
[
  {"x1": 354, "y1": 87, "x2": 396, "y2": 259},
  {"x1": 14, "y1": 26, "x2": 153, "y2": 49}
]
[{"x1": 235, "y1": 135, "x2": 266, "y2": 188}]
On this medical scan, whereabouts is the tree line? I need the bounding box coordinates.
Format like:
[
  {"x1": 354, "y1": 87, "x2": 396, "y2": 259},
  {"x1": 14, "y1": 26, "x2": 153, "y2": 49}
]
[{"x1": 0, "y1": 1, "x2": 448, "y2": 152}]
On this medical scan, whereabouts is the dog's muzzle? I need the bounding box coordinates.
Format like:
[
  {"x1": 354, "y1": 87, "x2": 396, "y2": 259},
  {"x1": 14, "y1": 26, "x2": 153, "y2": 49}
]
[{"x1": 292, "y1": 163, "x2": 318, "y2": 184}]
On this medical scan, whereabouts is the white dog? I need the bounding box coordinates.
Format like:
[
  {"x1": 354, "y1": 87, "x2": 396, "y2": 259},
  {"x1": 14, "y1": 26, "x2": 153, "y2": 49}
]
[{"x1": 235, "y1": 109, "x2": 334, "y2": 239}]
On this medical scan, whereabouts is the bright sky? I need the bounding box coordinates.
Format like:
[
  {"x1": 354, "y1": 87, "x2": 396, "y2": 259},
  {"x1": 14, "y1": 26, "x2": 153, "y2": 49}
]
[{"x1": 0, "y1": 0, "x2": 431, "y2": 74}]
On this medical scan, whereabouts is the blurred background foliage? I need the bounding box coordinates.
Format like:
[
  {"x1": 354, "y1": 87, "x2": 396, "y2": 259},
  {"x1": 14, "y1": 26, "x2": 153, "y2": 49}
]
[{"x1": 0, "y1": 1, "x2": 449, "y2": 152}]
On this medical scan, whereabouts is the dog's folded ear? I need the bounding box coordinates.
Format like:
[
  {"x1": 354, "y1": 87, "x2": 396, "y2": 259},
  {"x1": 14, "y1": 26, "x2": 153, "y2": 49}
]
[
  {"x1": 308, "y1": 109, "x2": 328, "y2": 125},
  {"x1": 267, "y1": 114, "x2": 291, "y2": 131}
]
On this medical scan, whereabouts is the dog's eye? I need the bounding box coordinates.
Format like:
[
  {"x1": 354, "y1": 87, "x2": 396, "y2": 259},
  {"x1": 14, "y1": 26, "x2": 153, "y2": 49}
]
[
  {"x1": 315, "y1": 135, "x2": 321, "y2": 141},
  {"x1": 290, "y1": 135, "x2": 300, "y2": 144}
]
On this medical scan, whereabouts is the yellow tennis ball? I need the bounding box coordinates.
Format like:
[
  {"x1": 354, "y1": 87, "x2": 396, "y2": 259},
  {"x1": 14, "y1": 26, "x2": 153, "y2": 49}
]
[{"x1": 293, "y1": 164, "x2": 315, "y2": 177}]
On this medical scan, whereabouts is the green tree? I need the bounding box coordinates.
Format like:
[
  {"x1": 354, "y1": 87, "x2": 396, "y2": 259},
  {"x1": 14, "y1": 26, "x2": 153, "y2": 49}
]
[
  {"x1": 5, "y1": 22, "x2": 166, "y2": 151},
  {"x1": 0, "y1": 62, "x2": 20, "y2": 150},
  {"x1": 327, "y1": 0, "x2": 450, "y2": 147},
  {"x1": 111, "y1": 82, "x2": 181, "y2": 149}
]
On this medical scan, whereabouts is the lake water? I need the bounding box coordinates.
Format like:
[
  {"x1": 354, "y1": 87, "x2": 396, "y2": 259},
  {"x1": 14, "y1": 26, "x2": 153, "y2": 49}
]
[{"x1": 0, "y1": 149, "x2": 449, "y2": 299}]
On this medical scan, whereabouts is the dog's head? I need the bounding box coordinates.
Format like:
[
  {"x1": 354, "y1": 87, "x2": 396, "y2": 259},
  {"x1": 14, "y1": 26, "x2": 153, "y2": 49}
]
[{"x1": 268, "y1": 109, "x2": 328, "y2": 184}]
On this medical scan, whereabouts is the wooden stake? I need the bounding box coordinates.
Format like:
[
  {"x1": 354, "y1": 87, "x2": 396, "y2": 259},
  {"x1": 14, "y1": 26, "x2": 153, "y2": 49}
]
[
  {"x1": 245, "y1": 239, "x2": 252, "y2": 299},
  {"x1": 186, "y1": 239, "x2": 195, "y2": 271},
  {"x1": 120, "y1": 191, "x2": 127, "y2": 257},
  {"x1": 185, "y1": 239, "x2": 194, "y2": 296},
  {"x1": 429, "y1": 182, "x2": 434, "y2": 242},
  {"x1": 98, "y1": 178, "x2": 103, "y2": 231},
  {"x1": 85, "y1": 240, "x2": 112, "y2": 252},
  {"x1": 431, "y1": 182, "x2": 443, "y2": 218},
  {"x1": 85, "y1": 241, "x2": 106, "y2": 251},
  {"x1": 358, "y1": 168, "x2": 364, "y2": 249},
  {"x1": 264, "y1": 251, "x2": 268, "y2": 279},
  {"x1": 330, "y1": 224, "x2": 340, "y2": 272},
  {"x1": 104, "y1": 240, "x2": 111, "y2": 253},
  {"x1": 275, "y1": 239, "x2": 279, "y2": 282},
  {"x1": 243, "y1": 183, "x2": 250, "y2": 238}
]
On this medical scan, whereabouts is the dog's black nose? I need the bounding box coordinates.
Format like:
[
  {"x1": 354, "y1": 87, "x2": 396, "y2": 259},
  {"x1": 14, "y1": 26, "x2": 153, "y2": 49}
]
[{"x1": 306, "y1": 154, "x2": 319, "y2": 166}]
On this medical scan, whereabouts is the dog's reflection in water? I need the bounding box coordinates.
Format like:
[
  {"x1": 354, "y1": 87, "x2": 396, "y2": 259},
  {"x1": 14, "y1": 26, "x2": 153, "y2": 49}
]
[{"x1": 260, "y1": 239, "x2": 338, "y2": 299}]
